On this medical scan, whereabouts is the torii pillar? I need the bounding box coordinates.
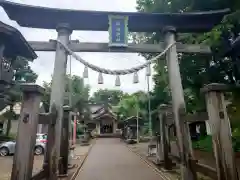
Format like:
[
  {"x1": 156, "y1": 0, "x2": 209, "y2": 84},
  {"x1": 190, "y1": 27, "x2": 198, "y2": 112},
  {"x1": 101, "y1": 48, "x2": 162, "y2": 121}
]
[
  {"x1": 48, "y1": 23, "x2": 72, "y2": 171},
  {"x1": 163, "y1": 26, "x2": 197, "y2": 180}
]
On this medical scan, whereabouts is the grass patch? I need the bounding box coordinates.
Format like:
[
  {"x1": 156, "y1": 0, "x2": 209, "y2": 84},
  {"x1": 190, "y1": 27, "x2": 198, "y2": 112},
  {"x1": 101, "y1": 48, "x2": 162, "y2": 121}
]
[
  {"x1": 192, "y1": 135, "x2": 240, "y2": 152},
  {"x1": 192, "y1": 136, "x2": 213, "y2": 152}
]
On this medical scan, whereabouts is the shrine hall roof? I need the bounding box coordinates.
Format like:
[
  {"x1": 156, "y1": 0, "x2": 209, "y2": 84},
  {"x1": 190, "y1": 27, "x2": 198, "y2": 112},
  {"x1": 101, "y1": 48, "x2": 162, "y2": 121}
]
[
  {"x1": 0, "y1": 0, "x2": 230, "y2": 33},
  {"x1": 88, "y1": 103, "x2": 117, "y2": 121}
]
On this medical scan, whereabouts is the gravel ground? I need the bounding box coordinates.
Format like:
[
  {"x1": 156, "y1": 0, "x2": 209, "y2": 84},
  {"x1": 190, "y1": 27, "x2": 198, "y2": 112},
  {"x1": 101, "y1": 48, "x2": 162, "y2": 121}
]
[
  {"x1": 0, "y1": 155, "x2": 44, "y2": 180},
  {"x1": 0, "y1": 144, "x2": 92, "y2": 180}
]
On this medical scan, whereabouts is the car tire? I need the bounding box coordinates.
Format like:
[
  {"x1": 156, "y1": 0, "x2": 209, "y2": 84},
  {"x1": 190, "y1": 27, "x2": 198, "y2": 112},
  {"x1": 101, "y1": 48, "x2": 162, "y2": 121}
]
[
  {"x1": 34, "y1": 146, "x2": 44, "y2": 155},
  {"x1": 0, "y1": 147, "x2": 9, "y2": 156}
]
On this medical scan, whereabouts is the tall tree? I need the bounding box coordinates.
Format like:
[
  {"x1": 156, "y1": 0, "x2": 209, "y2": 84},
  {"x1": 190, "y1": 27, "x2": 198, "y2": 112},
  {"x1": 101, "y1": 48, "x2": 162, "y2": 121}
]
[
  {"x1": 2, "y1": 57, "x2": 38, "y2": 136},
  {"x1": 90, "y1": 89, "x2": 124, "y2": 105},
  {"x1": 114, "y1": 91, "x2": 148, "y2": 120},
  {"x1": 42, "y1": 75, "x2": 91, "y2": 122},
  {"x1": 136, "y1": 0, "x2": 240, "y2": 116}
]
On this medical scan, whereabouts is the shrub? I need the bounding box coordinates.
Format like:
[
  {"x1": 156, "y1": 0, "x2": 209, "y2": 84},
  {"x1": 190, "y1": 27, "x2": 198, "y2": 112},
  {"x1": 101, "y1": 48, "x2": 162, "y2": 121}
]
[
  {"x1": 192, "y1": 136, "x2": 213, "y2": 152},
  {"x1": 193, "y1": 135, "x2": 240, "y2": 152},
  {"x1": 232, "y1": 136, "x2": 240, "y2": 152},
  {"x1": 0, "y1": 134, "x2": 15, "y2": 143}
]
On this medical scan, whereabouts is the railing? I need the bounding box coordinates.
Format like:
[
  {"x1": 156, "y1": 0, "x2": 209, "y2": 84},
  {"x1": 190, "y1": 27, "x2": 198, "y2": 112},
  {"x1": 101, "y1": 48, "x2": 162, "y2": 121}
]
[
  {"x1": 10, "y1": 83, "x2": 74, "y2": 180},
  {"x1": 154, "y1": 83, "x2": 239, "y2": 180}
]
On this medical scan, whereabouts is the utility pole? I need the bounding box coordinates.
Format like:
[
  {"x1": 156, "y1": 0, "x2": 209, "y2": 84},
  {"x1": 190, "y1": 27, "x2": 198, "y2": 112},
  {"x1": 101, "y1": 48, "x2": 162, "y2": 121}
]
[
  {"x1": 136, "y1": 107, "x2": 139, "y2": 143},
  {"x1": 147, "y1": 75, "x2": 152, "y2": 137}
]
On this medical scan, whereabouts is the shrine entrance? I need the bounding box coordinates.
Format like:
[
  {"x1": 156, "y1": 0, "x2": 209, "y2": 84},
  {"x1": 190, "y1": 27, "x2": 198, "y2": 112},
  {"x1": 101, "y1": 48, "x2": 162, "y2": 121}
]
[
  {"x1": 97, "y1": 116, "x2": 118, "y2": 135},
  {"x1": 0, "y1": 1, "x2": 235, "y2": 180},
  {"x1": 100, "y1": 123, "x2": 113, "y2": 134},
  {"x1": 99, "y1": 116, "x2": 114, "y2": 134}
]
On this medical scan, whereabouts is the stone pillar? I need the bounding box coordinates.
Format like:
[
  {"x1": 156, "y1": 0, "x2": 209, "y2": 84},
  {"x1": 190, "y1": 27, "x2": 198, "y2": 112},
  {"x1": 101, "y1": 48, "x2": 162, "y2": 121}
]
[
  {"x1": 69, "y1": 112, "x2": 73, "y2": 146},
  {"x1": 0, "y1": 44, "x2": 4, "y2": 60},
  {"x1": 96, "y1": 122, "x2": 100, "y2": 135},
  {"x1": 11, "y1": 84, "x2": 43, "y2": 180},
  {"x1": 0, "y1": 44, "x2": 5, "y2": 81},
  {"x1": 48, "y1": 23, "x2": 72, "y2": 168},
  {"x1": 158, "y1": 104, "x2": 173, "y2": 170},
  {"x1": 68, "y1": 112, "x2": 74, "y2": 166},
  {"x1": 156, "y1": 133, "x2": 162, "y2": 162},
  {"x1": 113, "y1": 120, "x2": 117, "y2": 133},
  {"x1": 163, "y1": 27, "x2": 196, "y2": 180},
  {"x1": 59, "y1": 106, "x2": 71, "y2": 177},
  {"x1": 157, "y1": 111, "x2": 164, "y2": 163},
  {"x1": 201, "y1": 83, "x2": 238, "y2": 180}
]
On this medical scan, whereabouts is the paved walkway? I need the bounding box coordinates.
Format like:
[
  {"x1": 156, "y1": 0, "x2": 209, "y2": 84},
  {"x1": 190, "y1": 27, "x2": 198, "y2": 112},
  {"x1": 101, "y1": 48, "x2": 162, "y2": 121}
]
[{"x1": 77, "y1": 138, "x2": 164, "y2": 180}]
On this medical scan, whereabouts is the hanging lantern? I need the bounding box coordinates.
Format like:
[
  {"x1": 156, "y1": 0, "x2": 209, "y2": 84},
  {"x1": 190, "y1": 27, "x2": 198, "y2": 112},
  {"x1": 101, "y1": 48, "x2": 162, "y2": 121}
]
[
  {"x1": 115, "y1": 75, "x2": 121, "y2": 86},
  {"x1": 83, "y1": 66, "x2": 88, "y2": 78},
  {"x1": 146, "y1": 64, "x2": 151, "y2": 76},
  {"x1": 133, "y1": 72, "x2": 139, "y2": 84},
  {"x1": 98, "y1": 72, "x2": 103, "y2": 84}
]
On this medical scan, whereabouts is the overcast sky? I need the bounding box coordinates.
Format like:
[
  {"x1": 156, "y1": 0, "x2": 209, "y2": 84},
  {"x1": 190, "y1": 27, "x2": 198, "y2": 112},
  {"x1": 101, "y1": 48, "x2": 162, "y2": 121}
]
[{"x1": 0, "y1": 0, "x2": 154, "y2": 95}]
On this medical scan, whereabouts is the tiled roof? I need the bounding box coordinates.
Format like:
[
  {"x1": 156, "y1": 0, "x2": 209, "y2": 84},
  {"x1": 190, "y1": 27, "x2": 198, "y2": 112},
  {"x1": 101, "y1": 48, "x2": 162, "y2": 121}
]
[{"x1": 88, "y1": 103, "x2": 117, "y2": 121}]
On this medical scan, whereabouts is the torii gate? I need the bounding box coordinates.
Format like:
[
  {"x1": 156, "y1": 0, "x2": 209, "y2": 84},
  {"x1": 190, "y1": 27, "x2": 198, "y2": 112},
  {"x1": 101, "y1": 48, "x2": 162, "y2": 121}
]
[{"x1": 0, "y1": 1, "x2": 231, "y2": 180}]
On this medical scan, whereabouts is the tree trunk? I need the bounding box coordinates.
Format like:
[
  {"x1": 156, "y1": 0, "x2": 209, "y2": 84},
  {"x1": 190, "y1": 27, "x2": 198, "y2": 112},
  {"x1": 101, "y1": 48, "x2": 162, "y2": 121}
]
[{"x1": 5, "y1": 105, "x2": 13, "y2": 136}]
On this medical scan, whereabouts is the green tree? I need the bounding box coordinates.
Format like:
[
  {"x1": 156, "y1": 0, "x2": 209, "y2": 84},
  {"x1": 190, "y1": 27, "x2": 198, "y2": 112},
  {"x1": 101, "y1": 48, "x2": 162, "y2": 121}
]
[
  {"x1": 136, "y1": 0, "x2": 240, "y2": 117},
  {"x1": 42, "y1": 81, "x2": 51, "y2": 111},
  {"x1": 90, "y1": 89, "x2": 124, "y2": 105},
  {"x1": 114, "y1": 91, "x2": 148, "y2": 120},
  {"x1": 2, "y1": 57, "x2": 38, "y2": 136},
  {"x1": 42, "y1": 75, "x2": 91, "y2": 122}
]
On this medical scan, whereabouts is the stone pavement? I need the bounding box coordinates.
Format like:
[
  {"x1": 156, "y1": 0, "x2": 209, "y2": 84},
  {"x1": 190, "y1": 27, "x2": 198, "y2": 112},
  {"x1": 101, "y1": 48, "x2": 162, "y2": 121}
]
[{"x1": 76, "y1": 138, "x2": 167, "y2": 180}]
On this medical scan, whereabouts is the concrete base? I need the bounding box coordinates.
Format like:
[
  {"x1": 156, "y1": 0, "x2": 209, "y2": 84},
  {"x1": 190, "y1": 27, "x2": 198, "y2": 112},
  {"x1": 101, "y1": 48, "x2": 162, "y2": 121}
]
[
  {"x1": 80, "y1": 142, "x2": 90, "y2": 146},
  {"x1": 151, "y1": 158, "x2": 176, "y2": 171},
  {"x1": 68, "y1": 164, "x2": 76, "y2": 169},
  {"x1": 160, "y1": 168, "x2": 176, "y2": 173},
  {"x1": 96, "y1": 133, "x2": 120, "y2": 138},
  {"x1": 147, "y1": 147, "x2": 157, "y2": 156},
  {"x1": 125, "y1": 139, "x2": 137, "y2": 144},
  {"x1": 58, "y1": 174, "x2": 68, "y2": 177},
  {"x1": 152, "y1": 159, "x2": 164, "y2": 166}
]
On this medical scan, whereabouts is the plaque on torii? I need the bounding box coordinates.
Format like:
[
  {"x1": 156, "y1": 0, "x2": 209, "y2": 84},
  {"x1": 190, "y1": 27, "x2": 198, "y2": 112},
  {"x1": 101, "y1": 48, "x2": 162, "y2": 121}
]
[{"x1": 108, "y1": 15, "x2": 128, "y2": 47}]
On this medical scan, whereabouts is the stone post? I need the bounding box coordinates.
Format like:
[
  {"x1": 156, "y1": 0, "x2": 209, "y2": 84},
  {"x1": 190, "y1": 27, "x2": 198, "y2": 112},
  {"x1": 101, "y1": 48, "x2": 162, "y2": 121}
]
[
  {"x1": 0, "y1": 44, "x2": 4, "y2": 61},
  {"x1": 48, "y1": 23, "x2": 72, "y2": 170},
  {"x1": 11, "y1": 84, "x2": 43, "y2": 180},
  {"x1": 68, "y1": 112, "x2": 74, "y2": 164},
  {"x1": 0, "y1": 44, "x2": 4, "y2": 85},
  {"x1": 163, "y1": 26, "x2": 197, "y2": 180},
  {"x1": 58, "y1": 106, "x2": 71, "y2": 177},
  {"x1": 158, "y1": 104, "x2": 173, "y2": 170},
  {"x1": 157, "y1": 112, "x2": 164, "y2": 163},
  {"x1": 113, "y1": 120, "x2": 117, "y2": 134},
  {"x1": 96, "y1": 122, "x2": 101, "y2": 135},
  {"x1": 201, "y1": 83, "x2": 238, "y2": 180}
]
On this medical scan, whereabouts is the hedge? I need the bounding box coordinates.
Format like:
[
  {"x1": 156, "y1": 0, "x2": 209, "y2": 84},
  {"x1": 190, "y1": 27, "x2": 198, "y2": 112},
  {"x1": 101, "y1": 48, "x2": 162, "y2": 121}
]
[{"x1": 192, "y1": 135, "x2": 240, "y2": 152}]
